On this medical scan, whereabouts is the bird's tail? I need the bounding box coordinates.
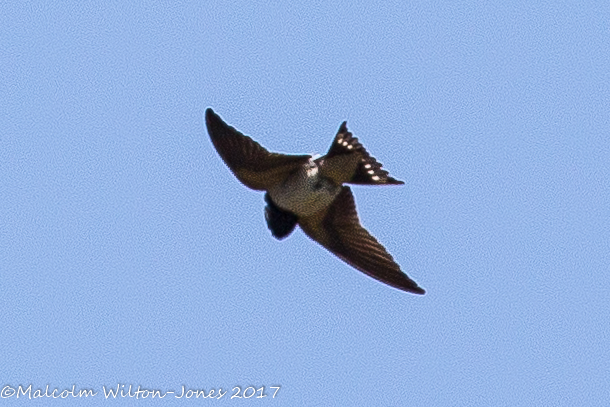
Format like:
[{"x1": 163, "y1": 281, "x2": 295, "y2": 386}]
[{"x1": 325, "y1": 122, "x2": 405, "y2": 185}]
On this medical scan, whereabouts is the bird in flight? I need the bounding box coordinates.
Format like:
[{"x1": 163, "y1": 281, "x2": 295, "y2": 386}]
[{"x1": 205, "y1": 108, "x2": 424, "y2": 294}]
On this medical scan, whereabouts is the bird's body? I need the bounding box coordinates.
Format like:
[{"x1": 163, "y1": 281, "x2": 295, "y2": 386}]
[
  {"x1": 268, "y1": 159, "x2": 341, "y2": 217},
  {"x1": 205, "y1": 108, "x2": 425, "y2": 294}
]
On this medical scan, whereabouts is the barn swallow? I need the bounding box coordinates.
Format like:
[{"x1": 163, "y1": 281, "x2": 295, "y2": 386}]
[{"x1": 205, "y1": 108, "x2": 424, "y2": 294}]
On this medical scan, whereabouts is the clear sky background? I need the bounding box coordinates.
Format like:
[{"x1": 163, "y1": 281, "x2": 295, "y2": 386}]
[{"x1": 2, "y1": 2, "x2": 609, "y2": 406}]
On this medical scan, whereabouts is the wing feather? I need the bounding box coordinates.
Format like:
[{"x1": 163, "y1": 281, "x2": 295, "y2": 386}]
[
  {"x1": 299, "y1": 186, "x2": 424, "y2": 294},
  {"x1": 205, "y1": 108, "x2": 311, "y2": 190}
]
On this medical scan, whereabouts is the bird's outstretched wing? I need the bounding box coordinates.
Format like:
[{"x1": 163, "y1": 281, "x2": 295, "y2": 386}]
[
  {"x1": 298, "y1": 186, "x2": 424, "y2": 294},
  {"x1": 324, "y1": 122, "x2": 405, "y2": 185},
  {"x1": 206, "y1": 108, "x2": 311, "y2": 190}
]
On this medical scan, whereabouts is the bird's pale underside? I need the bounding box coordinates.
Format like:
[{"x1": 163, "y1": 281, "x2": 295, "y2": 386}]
[{"x1": 205, "y1": 108, "x2": 424, "y2": 295}]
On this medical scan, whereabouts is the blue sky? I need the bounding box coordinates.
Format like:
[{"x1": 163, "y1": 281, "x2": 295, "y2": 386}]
[{"x1": 2, "y1": 1, "x2": 609, "y2": 405}]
